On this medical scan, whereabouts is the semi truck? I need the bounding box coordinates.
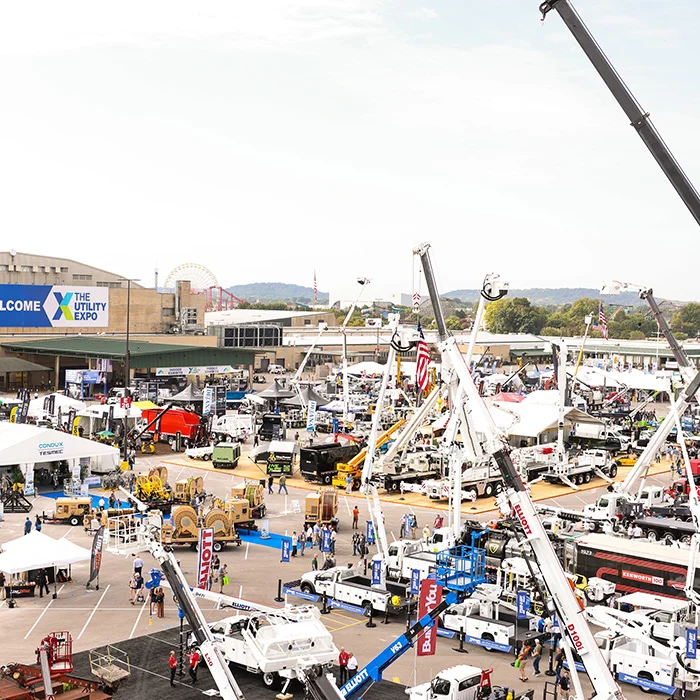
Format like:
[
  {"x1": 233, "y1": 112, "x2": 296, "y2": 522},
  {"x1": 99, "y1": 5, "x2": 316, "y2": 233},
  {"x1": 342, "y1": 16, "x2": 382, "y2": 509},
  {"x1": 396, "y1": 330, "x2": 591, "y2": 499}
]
[{"x1": 299, "y1": 566, "x2": 412, "y2": 616}]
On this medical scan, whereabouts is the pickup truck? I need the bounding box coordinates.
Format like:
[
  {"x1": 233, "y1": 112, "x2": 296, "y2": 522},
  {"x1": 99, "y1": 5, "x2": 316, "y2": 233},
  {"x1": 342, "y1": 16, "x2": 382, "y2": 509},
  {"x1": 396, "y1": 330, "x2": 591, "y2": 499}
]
[
  {"x1": 299, "y1": 566, "x2": 411, "y2": 615},
  {"x1": 386, "y1": 539, "x2": 438, "y2": 580},
  {"x1": 408, "y1": 665, "x2": 533, "y2": 700}
]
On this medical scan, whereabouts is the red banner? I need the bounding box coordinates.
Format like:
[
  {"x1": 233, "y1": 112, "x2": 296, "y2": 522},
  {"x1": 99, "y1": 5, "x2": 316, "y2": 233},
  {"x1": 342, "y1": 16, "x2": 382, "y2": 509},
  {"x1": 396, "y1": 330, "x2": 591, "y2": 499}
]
[
  {"x1": 197, "y1": 528, "x2": 215, "y2": 590},
  {"x1": 417, "y1": 578, "x2": 442, "y2": 656}
]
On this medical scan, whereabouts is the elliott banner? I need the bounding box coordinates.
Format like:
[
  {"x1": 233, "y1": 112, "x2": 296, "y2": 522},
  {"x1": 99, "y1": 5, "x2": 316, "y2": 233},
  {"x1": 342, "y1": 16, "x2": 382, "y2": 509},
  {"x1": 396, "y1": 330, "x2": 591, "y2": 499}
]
[{"x1": 196, "y1": 528, "x2": 215, "y2": 590}]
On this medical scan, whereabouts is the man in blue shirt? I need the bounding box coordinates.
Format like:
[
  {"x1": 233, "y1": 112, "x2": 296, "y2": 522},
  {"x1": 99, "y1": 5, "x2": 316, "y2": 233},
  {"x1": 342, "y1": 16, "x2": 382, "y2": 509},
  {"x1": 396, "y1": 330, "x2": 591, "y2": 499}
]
[{"x1": 24, "y1": 517, "x2": 32, "y2": 535}]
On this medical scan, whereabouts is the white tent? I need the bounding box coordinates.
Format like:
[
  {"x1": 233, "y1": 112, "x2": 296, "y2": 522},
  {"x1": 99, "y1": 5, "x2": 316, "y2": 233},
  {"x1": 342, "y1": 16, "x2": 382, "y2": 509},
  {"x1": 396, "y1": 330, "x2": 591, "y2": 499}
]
[
  {"x1": 27, "y1": 393, "x2": 85, "y2": 418},
  {"x1": 0, "y1": 530, "x2": 91, "y2": 574}
]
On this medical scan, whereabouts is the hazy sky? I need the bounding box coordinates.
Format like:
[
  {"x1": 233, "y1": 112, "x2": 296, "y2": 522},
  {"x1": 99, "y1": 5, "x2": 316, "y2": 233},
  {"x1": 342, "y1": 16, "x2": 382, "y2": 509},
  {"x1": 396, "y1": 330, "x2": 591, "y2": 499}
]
[{"x1": 1, "y1": 1, "x2": 699, "y2": 302}]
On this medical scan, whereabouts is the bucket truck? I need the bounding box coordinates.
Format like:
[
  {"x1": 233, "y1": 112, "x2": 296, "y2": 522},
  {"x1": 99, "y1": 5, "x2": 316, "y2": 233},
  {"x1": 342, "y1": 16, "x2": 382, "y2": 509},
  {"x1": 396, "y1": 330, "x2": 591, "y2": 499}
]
[{"x1": 414, "y1": 242, "x2": 624, "y2": 700}]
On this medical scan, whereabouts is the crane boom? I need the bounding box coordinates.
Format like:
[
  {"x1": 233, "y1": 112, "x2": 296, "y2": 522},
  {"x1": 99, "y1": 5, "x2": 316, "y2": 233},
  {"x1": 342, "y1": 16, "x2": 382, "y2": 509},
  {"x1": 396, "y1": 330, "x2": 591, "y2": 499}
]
[
  {"x1": 540, "y1": 0, "x2": 700, "y2": 227},
  {"x1": 415, "y1": 242, "x2": 624, "y2": 700}
]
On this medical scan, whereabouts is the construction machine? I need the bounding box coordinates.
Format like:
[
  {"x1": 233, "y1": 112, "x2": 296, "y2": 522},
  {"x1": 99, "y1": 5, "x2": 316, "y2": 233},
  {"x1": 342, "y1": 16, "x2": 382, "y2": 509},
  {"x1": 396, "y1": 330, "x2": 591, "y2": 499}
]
[
  {"x1": 304, "y1": 488, "x2": 339, "y2": 530},
  {"x1": 230, "y1": 482, "x2": 267, "y2": 518},
  {"x1": 159, "y1": 504, "x2": 243, "y2": 551},
  {"x1": 331, "y1": 419, "x2": 404, "y2": 490}
]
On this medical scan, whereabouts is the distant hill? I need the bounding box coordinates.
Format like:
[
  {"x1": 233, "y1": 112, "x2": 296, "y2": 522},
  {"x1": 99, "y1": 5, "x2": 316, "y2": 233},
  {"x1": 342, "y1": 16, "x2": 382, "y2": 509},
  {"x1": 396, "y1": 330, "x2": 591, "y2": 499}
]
[
  {"x1": 443, "y1": 287, "x2": 643, "y2": 307},
  {"x1": 227, "y1": 282, "x2": 329, "y2": 304}
]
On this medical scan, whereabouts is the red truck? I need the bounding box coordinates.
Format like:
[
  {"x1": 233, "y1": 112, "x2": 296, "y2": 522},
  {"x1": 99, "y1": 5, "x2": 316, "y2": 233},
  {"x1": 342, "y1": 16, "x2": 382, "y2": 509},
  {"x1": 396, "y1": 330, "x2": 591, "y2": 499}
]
[{"x1": 140, "y1": 407, "x2": 205, "y2": 446}]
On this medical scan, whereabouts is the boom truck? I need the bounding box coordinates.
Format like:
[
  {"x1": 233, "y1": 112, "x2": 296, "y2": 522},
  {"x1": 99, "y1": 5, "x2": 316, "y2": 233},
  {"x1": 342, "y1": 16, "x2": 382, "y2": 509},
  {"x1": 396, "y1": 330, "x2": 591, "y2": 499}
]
[{"x1": 410, "y1": 243, "x2": 624, "y2": 700}]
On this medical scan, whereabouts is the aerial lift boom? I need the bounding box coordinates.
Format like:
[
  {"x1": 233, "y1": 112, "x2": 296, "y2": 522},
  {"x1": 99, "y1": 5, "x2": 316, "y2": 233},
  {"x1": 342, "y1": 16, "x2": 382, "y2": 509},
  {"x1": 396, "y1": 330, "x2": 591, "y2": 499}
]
[
  {"x1": 415, "y1": 243, "x2": 624, "y2": 700},
  {"x1": 540, "y1": 0, "x2": 700, "y2": 228}
]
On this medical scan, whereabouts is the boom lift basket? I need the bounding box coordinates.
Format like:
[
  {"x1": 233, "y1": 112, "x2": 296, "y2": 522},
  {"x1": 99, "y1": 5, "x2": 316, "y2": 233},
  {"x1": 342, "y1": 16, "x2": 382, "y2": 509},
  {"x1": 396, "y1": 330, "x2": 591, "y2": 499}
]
[{"x1": 435, "y1": 545, "x2": 486, "y2": 594}]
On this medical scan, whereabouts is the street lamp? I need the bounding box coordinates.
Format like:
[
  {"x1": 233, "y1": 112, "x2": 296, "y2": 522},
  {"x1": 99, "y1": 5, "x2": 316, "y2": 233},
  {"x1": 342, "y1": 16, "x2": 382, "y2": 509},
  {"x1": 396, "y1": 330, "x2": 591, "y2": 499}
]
[{"x1": 117, "y1": 277, "x2": 140, "y2": 466}]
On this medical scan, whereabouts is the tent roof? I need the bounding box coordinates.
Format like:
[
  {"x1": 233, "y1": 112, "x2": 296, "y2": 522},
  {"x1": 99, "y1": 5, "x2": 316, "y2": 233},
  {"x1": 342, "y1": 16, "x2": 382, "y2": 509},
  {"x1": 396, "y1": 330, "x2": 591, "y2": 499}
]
[
  {"x1": 257, "y1": 379, "x2": 295, "y2": 399},
  {"x1": 0, "y1": 530, "x2": 91, "y2": 573},
  {"x1": 485, "y1": 401, "x2": 602, "y2": 438},
  {"x1": 170, "y1": 385, "x2": 204, "y2": 402},
  {"x1": 0, "y1": 423, "x2": 120, "y2": 466},
  {"x1": 28, "y1": 393, "x2": 85, "y2": 417},
  {"x1": 0, "y1": 357, "x2": 52, "y2": 373},
  {"x1": 283, "y1": 386, "x2": 330, "y2": 407}
]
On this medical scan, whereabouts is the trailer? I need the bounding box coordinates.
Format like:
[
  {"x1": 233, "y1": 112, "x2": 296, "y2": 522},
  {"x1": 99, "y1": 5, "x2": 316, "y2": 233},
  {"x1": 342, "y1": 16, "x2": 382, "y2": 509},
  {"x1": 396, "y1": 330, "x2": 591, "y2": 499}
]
[{"x1": 300, "y1": 443, "x2": 361, "y2": 485}]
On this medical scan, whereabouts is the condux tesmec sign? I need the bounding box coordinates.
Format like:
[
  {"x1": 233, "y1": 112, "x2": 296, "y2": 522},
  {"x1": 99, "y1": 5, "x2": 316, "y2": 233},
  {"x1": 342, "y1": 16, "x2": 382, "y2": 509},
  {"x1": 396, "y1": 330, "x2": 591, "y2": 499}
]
[{"x1": 0, "y1": 284, "x2": 109, "y2": 327}]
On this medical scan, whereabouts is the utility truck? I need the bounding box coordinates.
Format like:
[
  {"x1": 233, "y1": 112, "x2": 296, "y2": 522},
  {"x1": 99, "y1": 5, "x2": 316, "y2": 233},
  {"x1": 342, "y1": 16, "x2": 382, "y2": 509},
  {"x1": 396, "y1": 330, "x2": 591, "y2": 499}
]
[
  {"x1": 299, "y1": 566, "x2": 412, "y2": 616},
  {"x1": 407, "y1": 666, "x2": 532, "y2": 700}
]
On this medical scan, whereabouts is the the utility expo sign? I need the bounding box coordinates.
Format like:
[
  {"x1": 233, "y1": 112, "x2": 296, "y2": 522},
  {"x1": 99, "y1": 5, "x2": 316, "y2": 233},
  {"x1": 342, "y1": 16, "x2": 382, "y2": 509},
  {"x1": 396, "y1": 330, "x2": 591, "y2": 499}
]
[{"x1": 0, "y1": 285, "x2": 109, "y2": 328}]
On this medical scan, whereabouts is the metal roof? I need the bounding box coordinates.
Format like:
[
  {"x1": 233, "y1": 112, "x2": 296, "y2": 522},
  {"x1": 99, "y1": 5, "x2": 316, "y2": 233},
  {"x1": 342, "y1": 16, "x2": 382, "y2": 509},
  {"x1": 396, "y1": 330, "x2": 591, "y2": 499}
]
[{"x1": 0, "y1": 336, "x2": 256, "y2": 369}]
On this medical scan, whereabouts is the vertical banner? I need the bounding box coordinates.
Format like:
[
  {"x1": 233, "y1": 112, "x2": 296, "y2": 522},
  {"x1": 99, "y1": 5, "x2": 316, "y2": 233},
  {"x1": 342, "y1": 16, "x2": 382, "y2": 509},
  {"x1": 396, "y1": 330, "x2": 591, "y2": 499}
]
[
  {"x1": 321, "y1": 528, "x2": 331, "y2": 553},
  {"x1": 215, "y1": 386, "x2": 227, "y2": 416},
  {"x1": 366, "y1": 520, "x2": 375, "y2": 545},
  {"x1": 202, "y1": 387, "x2": 214, "y2": 416},
  {"x1": 9, "y1": 406, "x2": 18, "y2": 423},
  {"x1": 371, "y1": 559, "x2": 382, "y2": 586},
  {"x1": 281, "y1": 537, "x2": 292, "y2": 562},
  {"x1": 306, "y1": 400, "x2": 317, "y2": 433},
  {"x1": 87, "y1": 526, "x2": 105, "y2": 585},
  {"x1": 107, "y1": 405, "x2": 114, "y2": 432},
  {"x1": 410, "y1": 569, "x2": 421, "y2": 595},
  {"x1": 516, "y1": 591, "x2": 529, "y2": 620},
  {"x1": 57, "y1": 406, "x2": 63, "y2": 427},
  {"x1": 417, "y1": 579, "x2": 442, "y2": 656},
  {"x1": 47, "y1": 394, "x2": 55, "y2": 415},
  {"x1": 687, "y1": 629, "x2": 698, "y2": 660},
  {"x1": 196, "y1": 527, "x2": 214, "y2": 590},
  {"x1": 68, "y1": 409, "x2": 76, "y2": 432},
  {"x1": 72, "y1": 416, "x2": 80, "y2": 436},
  {"x1": 19, "y1": 389, "x2": 30, "y2": 424}
]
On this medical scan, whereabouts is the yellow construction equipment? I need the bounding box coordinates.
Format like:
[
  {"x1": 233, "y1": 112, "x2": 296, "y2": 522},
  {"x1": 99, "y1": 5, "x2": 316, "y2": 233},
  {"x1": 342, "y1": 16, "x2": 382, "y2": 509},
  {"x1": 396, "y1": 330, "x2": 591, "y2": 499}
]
[
  {"x1": 173, "y1": 476, "x2": 204, "y2": 503},
  {"x1": 332, "y1": 419, "x2": 404, "y2": 489},
  {"x1": 43, "y1": 497, "x2": 92, "y2": 526},
  {"x1": 304, "y1": 487, "x2": 338, "y2": 528},
  {"x1": 230, "y1": 483, "x2": 267, "y2": 518}
]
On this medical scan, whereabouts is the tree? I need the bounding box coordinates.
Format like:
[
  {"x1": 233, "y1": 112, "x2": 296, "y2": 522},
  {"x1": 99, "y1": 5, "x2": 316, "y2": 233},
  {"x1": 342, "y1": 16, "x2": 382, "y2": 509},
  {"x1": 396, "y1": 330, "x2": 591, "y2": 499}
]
[
  {"x1": 671, "y1": 303, "x2": 700, "y2": 338},
  {"x1": 484, "y1": 297, "x2": 549, "y2": 334},
  {"x1": 445, "y1": 316, "x2": 462, "y2": 331}
]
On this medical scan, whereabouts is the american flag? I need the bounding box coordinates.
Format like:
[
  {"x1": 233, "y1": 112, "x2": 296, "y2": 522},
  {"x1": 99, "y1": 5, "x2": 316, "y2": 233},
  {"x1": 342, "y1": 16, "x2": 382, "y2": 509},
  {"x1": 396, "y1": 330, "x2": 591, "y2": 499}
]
[
  {"x1": 313, "y1": 271, "x2": 317, "y2": 304},
  {"x1": 415, "y1": 324, "x2": 430, "y2": 393},
  {"x1": 599, "y1": 301, "x2": 608, "y2": 340}
]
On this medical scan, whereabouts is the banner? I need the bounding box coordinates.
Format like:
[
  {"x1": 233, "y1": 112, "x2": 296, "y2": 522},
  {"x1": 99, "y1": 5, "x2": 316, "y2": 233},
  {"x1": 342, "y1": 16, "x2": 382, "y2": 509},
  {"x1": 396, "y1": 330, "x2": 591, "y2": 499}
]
[
  {"x1": 281, "y1": 537, "x2": 292, "y2": 562},
  {"x1": 65, "y1": 369, "x2": 103, "y2": 385},
  {"x1": 410, "y1": 569, "x2": 421, "y2": 595},
  {"x1": 371, "y1": 559, "x2": 382, "y2": 586},
  {"x1": 516, "y1": 591, "x2": 529, "y2": 620},
  {"x1": 71, "y1": 416, "x2": 80, "y2": 436},
  {"x1": 321, "y1": 529, "x2": 331, "y2": 553},
  {"x1": 417, "y1": 579, "x2": 442, "y2": 656},
  {"x1": 687, "y1": 629, "x2": 698, "y2": 660},
  {"x1": 215, "y1": 386, "x2": 227, "y2": 416},
  {"x1": 306, "y1": 400, "x2": 317, "y2": 433},
  {"x1": 9, "y1": 406, "x2": 18, "y2": 423},
  {"x1": 47, "y1": 394, "x2": 55, "y2": 415},
  {"x1": 196, "y1": 527, "x2": 215, "y2": 590},
  {"x1": 107, "y1": 405, "x2": 114, "y2": 432},
  {"x1": 202, "y1": 387, "x2": 214, "y2": 416},
  {"x1": 155, "y1": 365, "x2": 237, "y2": 377},
  {"x1": 366, "y1": 520, "x2": 375, "y2": 545},
  {"x1": 87, "y1": 526, "x2": 105, "y2": 585},
  {"x1": 0, "y1": 284, "x2": 109, "y2": 328},
  {"x1": 19, "y1": 389, "x2": 30, "y2": 424}
]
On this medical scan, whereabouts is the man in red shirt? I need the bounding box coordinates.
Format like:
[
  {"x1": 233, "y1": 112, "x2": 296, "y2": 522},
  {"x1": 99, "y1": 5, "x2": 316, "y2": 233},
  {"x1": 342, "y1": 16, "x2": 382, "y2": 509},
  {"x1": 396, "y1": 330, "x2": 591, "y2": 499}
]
[
  {"x1": 188, "y1": 648, "x2": 200, "y2": 684},
  {"x1": 169, "y1": 650, "x2": 177, "y2": 687},
  {"x1": 338, "y1": 646, "x2": 349, "y2": 684}
]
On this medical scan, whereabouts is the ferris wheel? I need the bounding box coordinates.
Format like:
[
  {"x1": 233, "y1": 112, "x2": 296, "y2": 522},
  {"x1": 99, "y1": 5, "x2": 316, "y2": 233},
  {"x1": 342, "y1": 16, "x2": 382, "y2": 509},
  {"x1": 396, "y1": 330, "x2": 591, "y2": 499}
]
[{"x1": 163, "y1": 263, "x2": 218, "y2": 292}]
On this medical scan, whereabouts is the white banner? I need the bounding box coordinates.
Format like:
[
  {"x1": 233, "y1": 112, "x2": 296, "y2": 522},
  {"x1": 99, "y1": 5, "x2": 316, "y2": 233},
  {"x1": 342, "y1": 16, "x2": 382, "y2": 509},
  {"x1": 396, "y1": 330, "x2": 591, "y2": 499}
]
[
  {"x1": 306, "y1": 400, "x2": 317, "y2": 432},
  {"x1": 202, "y1": 387, "x2": 214, "y2": 416},
  {"x1": 155, "y1": 365, "x2": 237, "y2": 377},
  {"x1": 197, "y1": 527, "x2": 215, "y2": 590}
]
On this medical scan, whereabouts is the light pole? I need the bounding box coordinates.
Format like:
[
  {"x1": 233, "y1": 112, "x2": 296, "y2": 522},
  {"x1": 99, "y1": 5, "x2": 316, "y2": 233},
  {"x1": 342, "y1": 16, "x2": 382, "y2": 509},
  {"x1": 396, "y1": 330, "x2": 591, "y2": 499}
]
[
  {"x1": 118, "y1": 277, "x2": 140, "y2": 466},
  {"x1": 341, "y1": 277, "x2": 370, "y2": 426}
]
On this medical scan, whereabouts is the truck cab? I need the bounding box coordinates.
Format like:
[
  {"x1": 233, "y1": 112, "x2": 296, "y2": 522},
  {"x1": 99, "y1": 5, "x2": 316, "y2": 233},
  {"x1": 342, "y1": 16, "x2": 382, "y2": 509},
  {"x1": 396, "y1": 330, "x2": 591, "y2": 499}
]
[{"x1": 407, "y1": 665, "x2": 485, "y2": 700}]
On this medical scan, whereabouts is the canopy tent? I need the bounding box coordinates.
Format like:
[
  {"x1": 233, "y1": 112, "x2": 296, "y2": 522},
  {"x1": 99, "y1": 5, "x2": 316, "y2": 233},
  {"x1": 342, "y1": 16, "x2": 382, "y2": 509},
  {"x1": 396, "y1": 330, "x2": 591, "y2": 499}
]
[
  {"x1": 170, "y1": 385, "x2": 204, "y2": 403},
  {"x1": 28, "y1": 393, "x2": 85, "y2": 418},
  {"x1": 79, "y1": 404, "x2": 142, "y2": 420},
  {"x1": 283, "y1": 386, "x2": 330, "y2": 408},
  {"x1": 573, "y1": 366, "x2": 670, "y2": 392},
  {"x1": 317, "y1": 399, "x2": 368, "y2": 413},
  {"x1": 256, "y1": 379, "x2": 295, "y2": 400},
  {"x1": 0, "y1": 423, "x2": 120, "y2": 467},
  {"x1": 0, "y1": 530, "x2": 91, "y2": 574}
]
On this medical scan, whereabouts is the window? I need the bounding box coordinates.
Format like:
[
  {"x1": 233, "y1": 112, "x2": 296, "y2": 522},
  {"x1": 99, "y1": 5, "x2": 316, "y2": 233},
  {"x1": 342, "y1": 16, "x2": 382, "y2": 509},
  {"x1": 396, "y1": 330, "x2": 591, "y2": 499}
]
[
  {"x1": 21, "y1": 265, "x2": 32, "y2": 272},
  {"x1": 97, "y1": 281, "x2": 122, "y2": 288},
  {"x1": 458, "y1": 676, "x2": 480, "y2": 691},
  {"x1": 60, "y1": 267, "x2": 68, "y2": 273},
  {"x1": 0, "y1": 264, "x2": 7, "y2": 271},
  {"x1": 73, "y1": 273, "x2": 93, "y2": 281}
]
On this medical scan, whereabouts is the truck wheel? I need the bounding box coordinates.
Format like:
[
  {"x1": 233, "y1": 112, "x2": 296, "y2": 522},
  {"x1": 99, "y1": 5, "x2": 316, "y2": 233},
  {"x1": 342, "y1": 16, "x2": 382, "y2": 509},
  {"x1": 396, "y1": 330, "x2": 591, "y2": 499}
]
[
  {"x1": 583, "y1": 473, "x2": 591, "y2": 484},
  {"x1": 300, "y1": 583, "x2": 315, "y2": 595},
  {"x1": 203, "y1": 453, "x2": 211, "y2": 461},
  {"x1": 609, "y1": 465, "x2": 618, "y2": 478},
  {"x1": 481, "y1": 633, "x2": 497, "y2": 652},
  {"x1": 323, "y1": 475, "x2": 333, "y2": 485},
  {"x1": 213, "y1": 541, "x2": 224, "y2": 553},
  {"x1": 484, "y1": 483, "x2": 495, "y2": 498},
  {"x1": 663, "y1": 533, "x2": 675, "y2": 545},
  {"x1": 390, "y1": 481, "x2": 399, "y2": 492},
  {"x1": 637, "y1": 672, "x2": 654, "y2": 693},
  {"x1": 69, "y1": 516, "x2": 80, "y2": 526},
  {"x1": 574, "y1": 474, "x2": 583, "y2": 485},
  {"x1": 646, "y1": 530, "x2": 657, "y2": 542},
  {"x1": 261, "y1": 672, "x2": 280, "y2": 689}
]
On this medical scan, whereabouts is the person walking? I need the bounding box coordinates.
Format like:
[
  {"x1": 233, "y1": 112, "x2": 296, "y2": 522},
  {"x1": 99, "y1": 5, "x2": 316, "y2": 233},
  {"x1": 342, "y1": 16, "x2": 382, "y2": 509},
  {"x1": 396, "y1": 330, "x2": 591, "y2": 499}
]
[
  {"x1": 306, "y1": 525, "x2": 314, "y2": 549},
  {"x1": 133, "y1": 554, "x2": 144, "y2": 577},
  {"x1": 218, "y1": 564, "x2": 229, "y2": 593},
  {"x1": 345, "y1": 473, "x2": 353, "y2": 493},
  {"x1": 313, "y1": 523, "x2": 321, "y2": 548},
  {"x1": 352, "y1": 533, "x2": 359, "y2": 556},
  {"x1": 154, "y1": 587, "x2": 165, "y2": 618},
  {"x1": 516, "y1": 642, "x2": 531, "y2": 682},
  {"x1": 168, "y1": 650, "x2": 177, "y2": 687},
  {"x1": 532, "y1": 638, "x2": 543, "y2": 676},
  {"x1": 253, "y1": 433, "x2": 260, "y2": 448},
  {"x1": 211, "y1": 554, "x2": 221, "y2": 587},
  {"x1": 347, "y1": 652, "x2": 358, "y2": 678},
  {"x1": 299, "y1": 529, "x2": 307, "y2": 556},
  {"x1": 338, "y1": 647, "x2": 349, "y2": 684},
  {"x1": 36, "y1": 568, "x2": 50, "y2": 598},
  {"x1": 278, "y1": 473, "x2": 288, "y2": 494},
  {"x1": 558, "y1": 669, "x2": 572, "y2": 700},
  {"x1": 352, "y1": 506, "x2": 359, "y2": 529},
  {"x1": 268, "y1": 475, "x2": 274, "y2": 494},
  {"x1": 291, "y1": 531, "x2": 298, "y2": 557},
  {"x1": 34, "y1": 515, "x2": 42, "y2": 532},
  {"x1": 553, "y1": 647, "x2": 565, "y2": 684},
  {"x1": 98, "y1": 496, "x2": 106, "y2": 511},
  {"x1": 311, "y1": 553, "x2": 319, "y2": 571},
  {"x1": 330, "y1": 528, "x2": 337, "y2": 555},
  {"x1": 24, "y1": 517, "x2": 32, "y2": 535},
  {"x1": 129, "y1": 574, "x2": 139, "y2": 604},
  {"x1": 188, "y1": 648, "x2": 200, "y2": 684}
]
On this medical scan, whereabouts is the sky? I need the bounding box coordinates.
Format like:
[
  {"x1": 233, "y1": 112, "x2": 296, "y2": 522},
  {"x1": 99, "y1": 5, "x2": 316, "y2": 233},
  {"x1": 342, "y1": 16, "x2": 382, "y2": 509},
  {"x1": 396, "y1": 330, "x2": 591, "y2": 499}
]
[{"x1": 1, "y1": 0, "x2": 699, "y2": 303}]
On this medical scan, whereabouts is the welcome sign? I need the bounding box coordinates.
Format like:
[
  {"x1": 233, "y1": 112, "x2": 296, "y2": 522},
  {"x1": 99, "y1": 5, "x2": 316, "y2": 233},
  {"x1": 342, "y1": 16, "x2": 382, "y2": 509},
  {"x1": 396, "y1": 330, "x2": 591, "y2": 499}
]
[{"x1": 0, "y1": 285, "x2": 109, "y2": 327}]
